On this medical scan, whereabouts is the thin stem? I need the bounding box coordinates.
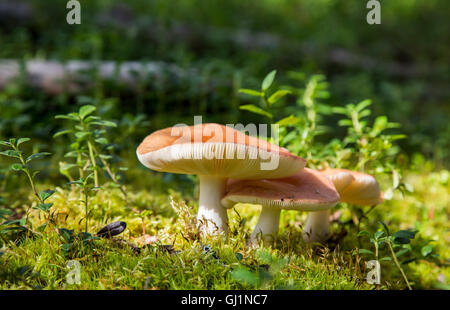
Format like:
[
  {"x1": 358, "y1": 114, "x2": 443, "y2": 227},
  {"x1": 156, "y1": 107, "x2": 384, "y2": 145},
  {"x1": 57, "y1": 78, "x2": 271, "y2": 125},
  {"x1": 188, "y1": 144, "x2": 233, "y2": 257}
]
[
  {"x1": 84, "y1": 189, "x2": 89, "y2": 233},
  {"x1": 387, "y1": 240, "x2": 412, "y2": 290},
  {"x1": 15, "y1": 146, "x2": 42, "y2": 226},
  {"x1": 91, "y1": 143, "x2": 128, "y2": 202},
  {"x1": 87, "y1": 140, "x2": 99, "y2": 188},
  {"x1": 77, "y1": 151, "x2": 84, "y2": 179}
]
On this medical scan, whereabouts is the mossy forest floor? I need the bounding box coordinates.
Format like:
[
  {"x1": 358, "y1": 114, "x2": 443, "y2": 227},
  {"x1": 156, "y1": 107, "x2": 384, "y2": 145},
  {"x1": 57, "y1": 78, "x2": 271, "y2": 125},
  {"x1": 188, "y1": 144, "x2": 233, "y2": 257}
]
[{"x1": 1, "y1": 167, "x2": 448, "y2": 290}]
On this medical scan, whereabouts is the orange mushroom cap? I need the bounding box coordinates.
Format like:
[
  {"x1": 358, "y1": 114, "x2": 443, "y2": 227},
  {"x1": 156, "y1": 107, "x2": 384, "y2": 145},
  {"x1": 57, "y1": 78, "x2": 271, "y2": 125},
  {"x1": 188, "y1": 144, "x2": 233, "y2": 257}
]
[
  {"x1": 137, "y1": 123, "x2": 306, "y2": 179},
  {"x1": 321, "y1": 168, "x2": 383, "y2": 206}
]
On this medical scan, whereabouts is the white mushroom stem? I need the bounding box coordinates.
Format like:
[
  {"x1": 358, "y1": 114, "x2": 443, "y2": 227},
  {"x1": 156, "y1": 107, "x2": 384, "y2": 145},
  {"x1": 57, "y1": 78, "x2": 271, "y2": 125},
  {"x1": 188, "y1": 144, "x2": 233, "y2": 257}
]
[
  {"x1": 303, "y1": 210, "x2": 330, "y2": 243},
  {"x1": 251, "y1": 207, "x2": 281, "y2": 243},
  {"x1": 197, "y1": 175, "x2": 228, "y2": 234}
]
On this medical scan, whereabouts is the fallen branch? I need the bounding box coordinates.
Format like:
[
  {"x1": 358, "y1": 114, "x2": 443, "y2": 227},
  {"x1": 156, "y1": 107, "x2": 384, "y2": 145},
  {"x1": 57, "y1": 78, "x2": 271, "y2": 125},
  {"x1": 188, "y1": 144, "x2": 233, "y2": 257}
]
[{"x1": 0, "y1": 60, "x2": 189, "y2": 94}]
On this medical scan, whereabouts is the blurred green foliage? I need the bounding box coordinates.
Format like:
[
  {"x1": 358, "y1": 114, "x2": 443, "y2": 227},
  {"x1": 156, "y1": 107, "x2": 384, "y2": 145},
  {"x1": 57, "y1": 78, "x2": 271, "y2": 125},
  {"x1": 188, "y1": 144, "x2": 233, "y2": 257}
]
[{"x1": 0, "y1": 0, "x2": 449, "y2": 166}]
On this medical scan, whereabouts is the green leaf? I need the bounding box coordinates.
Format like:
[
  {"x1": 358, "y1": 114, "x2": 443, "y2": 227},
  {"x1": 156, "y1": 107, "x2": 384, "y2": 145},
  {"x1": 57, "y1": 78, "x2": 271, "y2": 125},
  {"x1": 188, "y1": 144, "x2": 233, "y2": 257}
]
[
  {"x1": 393, "y1": 230, "x2": 416, "y2": 240},
  {"x1": 268, "y1": 90, "x2": 292, "y2": 105},
  {"x1": 95, "y1": 138, "x2": 108, "y2": 145},
  {"x1": 380, "y1": 257, "x2": 392, "y2": 261},
  {"x1": 374, "y1": 231, "x2": 384, "y2": 239},
  {"x1": 357, "y1": 249, "x2": 374, "y2": 255},
  {"x1": 338, "y1": 119, "x2": 353, "y2": 127},
  {"x1": 33, "y1": 203, "x2": 53, "y2": 212},
  {"x1": 261, "y1": 70, "x2": 276, "y2": 91},
  {"x1": 276, "y1": 115, "x2": 300, "y2": 127},
  {"x1": 26, "y1": 152, "x2": 51, "y2": 163},
  {"x1": 79, "y1": 105, "x2": 97, "y2": 120},
  {"x1": 240, "y1": 104, "x2": 272, "y2": 119},
  {"x1": 53, "y1": 130, "x2": 73, "y2": 138},
  {"x1": 379, "y1": 221, "x2": 390, "y2": 235},
  {"x1": 235, "y1": 253, "x2": 244, "y2": 261},
  {"x1": 238, "y1": 89, "x2": 263, "y2": 97},
  {"x1": 401, "y1": 258, "x2": 417, "y2": 265},
  {"x1": 91, "y1": 120, "x2": 117, "y2": 128},
  {"x1": 0, "y1": 150, "x2": 21, "y2": 159},
  {"x1": 355, "y1": 99, "x2": 372, "y2": 112},
  {"x1": 68, "y1": 180, "x2": 84, "y2": 186},
  {"x1": 75, "y1": 131, "x2": 91, "y2": 139},
  {"x1": 332, "y1": 107, "x2": 348, "y2": 115},
  {"x1": 39, "y1": 189, "x2": 55, "y2": 202},
  {"x1": 3, "y1": 218, "x2": 26, "y2": 226},
  {"x1": 55, "y1": 113, "x2": 79, "y2": 121},
  {"x1": 99, "y1": 154, "x2": 113, "y2": 160},
  {"x1": 395, "y1": 248, "x2": 410, "y2": 257},
  {"x1": 357, "y1": 230, "x2": 370, "y2": 238},
  {"x1": 84, "y1": 116, "x2": 100, "y2": 123},
  {"x1": 421, "y1": 245, "x2": 433, "y2": 257},
  {"x1": 16, "y1": 138, "x2": 30, "y2": 147},
  {"x1": 393, "y1": 237, "x2": 411, "y2": 245},
  {"x1": 10, "y1": 163, "x2": 25, "y2": 171},
  {"x1": 0, "y1": 141, "x2": 11, "y2": 147}
]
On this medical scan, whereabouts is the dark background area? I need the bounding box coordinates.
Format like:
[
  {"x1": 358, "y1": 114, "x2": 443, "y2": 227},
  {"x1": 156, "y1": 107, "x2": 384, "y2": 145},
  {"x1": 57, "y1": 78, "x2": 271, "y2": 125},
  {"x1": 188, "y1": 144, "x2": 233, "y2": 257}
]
[{"x1": 0, "y1": 0, "x2": 449, "y2": 167}]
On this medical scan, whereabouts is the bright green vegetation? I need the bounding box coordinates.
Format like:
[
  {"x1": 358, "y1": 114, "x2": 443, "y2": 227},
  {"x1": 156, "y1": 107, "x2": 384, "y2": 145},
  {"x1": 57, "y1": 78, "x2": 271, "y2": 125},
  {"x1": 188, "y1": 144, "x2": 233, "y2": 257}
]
[
  {"x1": 0, "y1": 168, "x2": 448, "y2": 290},
  {"x1": 0, "y1": 0, "x2": 449, "y2": 290}
]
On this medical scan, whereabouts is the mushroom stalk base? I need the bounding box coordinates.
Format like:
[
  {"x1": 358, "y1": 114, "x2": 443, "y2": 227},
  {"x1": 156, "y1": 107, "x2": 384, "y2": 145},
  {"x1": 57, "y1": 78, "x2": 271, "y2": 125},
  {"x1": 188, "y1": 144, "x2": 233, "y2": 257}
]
[
  {"x1": 197, "y1": 175, "x2": 228, "y2": 235},
  {"x1": 251, "y1": 207, "x2": 281, "y2": 243},
  {"x1": 303, "y1": 210, "x2": 330, "y2": 243}
]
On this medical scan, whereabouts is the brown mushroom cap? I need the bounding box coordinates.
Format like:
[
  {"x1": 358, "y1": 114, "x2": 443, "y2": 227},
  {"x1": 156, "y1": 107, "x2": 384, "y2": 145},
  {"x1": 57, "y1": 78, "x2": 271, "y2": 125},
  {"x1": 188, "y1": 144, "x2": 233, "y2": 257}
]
[
  {"x1": 339, "y1": 170, "x2": 383, "y2": 206},
  {"x1": 221, "y1": 168, "x2": 340, "y2": 211},
  {"x1": 322, "y1": 168, "x2": 383, "y2": 206},
  {"x1": 321, "y1": 168, "x2": 355, "y2": 192},
  {"x1": 137, "y1": 123, "x2": 306, "y2": 179}
]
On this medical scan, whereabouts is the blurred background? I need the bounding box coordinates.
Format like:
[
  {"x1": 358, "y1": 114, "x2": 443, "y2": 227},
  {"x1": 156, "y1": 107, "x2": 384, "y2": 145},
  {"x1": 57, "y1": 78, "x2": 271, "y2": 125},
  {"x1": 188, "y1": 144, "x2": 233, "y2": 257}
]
[{"x1": 0, "y1": 0, "x2": 449, "y2": 168}]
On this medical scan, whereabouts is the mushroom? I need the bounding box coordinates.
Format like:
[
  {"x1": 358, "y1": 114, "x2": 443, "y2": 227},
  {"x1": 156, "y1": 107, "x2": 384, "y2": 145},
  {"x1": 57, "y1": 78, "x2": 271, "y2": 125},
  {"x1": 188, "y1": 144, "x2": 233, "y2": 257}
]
[
  {"x1": 221, "y1": 168, "x2": 340, "y2": 243},
  {"x1": 321, "y1": 169, "x2": 383, "y2": 205},
  {"x1": 136, "y1": 123, "x2": 306, "y2": 235},
  {"x1": 301, "y1": 168, "x2": 384, "y2": 243}
]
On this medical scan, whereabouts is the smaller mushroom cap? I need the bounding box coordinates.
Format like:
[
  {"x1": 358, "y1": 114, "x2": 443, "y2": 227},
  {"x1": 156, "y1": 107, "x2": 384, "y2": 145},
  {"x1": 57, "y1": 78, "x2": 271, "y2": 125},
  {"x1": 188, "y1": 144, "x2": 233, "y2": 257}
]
[
  {"x1": 324, "y1": 169, "x2": 383, "y2": 206},
  {"x1": 221, "y1": 168, "x2": 340, "y2": 211},
  {"x1": 321, "y1": 168, "x2": 355, "y2": 192},
  {"x1": 340, "y1": 171, "x2": 383, "y2": 205}
]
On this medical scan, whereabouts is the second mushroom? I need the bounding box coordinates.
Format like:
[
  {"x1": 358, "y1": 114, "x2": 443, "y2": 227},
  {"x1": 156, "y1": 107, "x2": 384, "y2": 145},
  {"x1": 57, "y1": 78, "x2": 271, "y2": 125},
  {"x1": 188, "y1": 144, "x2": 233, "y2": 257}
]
[{"x1": 221, "y1": 168, "x2": 340, "y2": 243}]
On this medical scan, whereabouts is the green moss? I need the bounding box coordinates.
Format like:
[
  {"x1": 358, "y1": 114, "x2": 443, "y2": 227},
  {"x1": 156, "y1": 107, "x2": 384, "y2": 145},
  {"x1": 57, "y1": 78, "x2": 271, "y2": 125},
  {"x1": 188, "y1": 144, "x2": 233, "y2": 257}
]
[{"x1": 1, "y1": 169, "x2": 448, "y2": 290}]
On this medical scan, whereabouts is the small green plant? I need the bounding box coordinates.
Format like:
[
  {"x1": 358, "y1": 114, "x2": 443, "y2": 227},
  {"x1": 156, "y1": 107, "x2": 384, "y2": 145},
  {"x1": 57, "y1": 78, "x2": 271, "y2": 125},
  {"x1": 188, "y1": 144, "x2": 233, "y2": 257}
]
[
  {"x1": 238, "y1": 71, "x2": 333, "y2": 164},
  {"x1": 231, "y1": 249, "x2": 289, "y2": 289},
  {"x1": 332, "y1": 100, "x2": 406, "y2": 172},
  {"x1": 280, "y1": 73, "x2": 331, "y2": 162},
  {"x1": 68, "y1": 173, "x2": 98, "y2": 233},
  {"x1": 239, "y1": 70, "x2": 296, "y2": 143},
  {"x1": 355, "y1": 222, "x2": 435, "y2": 290},
  {"x1": 54, "y1": 103, "x2": 128, "y2": 202},
  {"x1": 0, "y1": 138, "x2": 55, "y2": 231}
]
